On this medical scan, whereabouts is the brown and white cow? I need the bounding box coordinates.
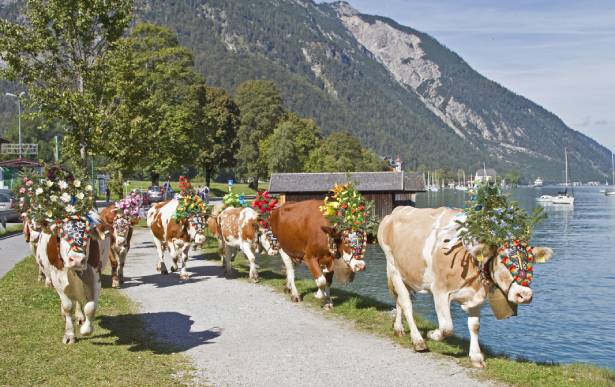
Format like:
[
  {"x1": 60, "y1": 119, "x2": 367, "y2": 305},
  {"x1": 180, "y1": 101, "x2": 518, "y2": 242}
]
[
  {"x1": 147, "y1": 200, "x2": 207, "y2": 279},
  {"x1": 100, "y1": 204, "x2": 134, "y2": 288},
  {"x1": 36, "y1": 214, "x2": 111, "y2": 344},
  {"x1": 378, "y1": 207, "x2": 553, "y2": 367},
  {"x1": 269, "y1": 200, "x2": 367, "y2": 309},
  {"x1": 208, "y1": 206, "x2": 279, "y2": 281}
]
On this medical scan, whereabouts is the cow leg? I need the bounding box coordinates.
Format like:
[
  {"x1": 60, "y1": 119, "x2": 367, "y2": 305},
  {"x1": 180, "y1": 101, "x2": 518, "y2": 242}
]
[
  {"x1": 240, "y1": 242, "x2": 259, "y2": 282},
  {"x1": 169, "y1": 242, "x2": 179, "y2": 272},
  {"x1": 427, "y1": 292, "x2": 454, "y2": 341},
  {"x1": 467, "y1": 306, "x2": 485, "y2": 368},
  {"x1": 152, "y1": 235, "x2": 168, "y2": 274},
  {"x1": 118, "y1": 250, "x2": 127, "y2": 284},
  {"x1": 222, "y1": 245, "x2": 236, "y2": 277},
  {"x1": 305, "y1": 257, "x2": 333, "y2": 309},
  {"x1": 59, "y1": 294, "x2": 76, "y2": 344},
  {"x1": 387, "y1": 263, "x2": 426, "y2": 351},
  {"x1": 109, "y1": 248, "x2": 120, "y2": 288},
  {"x1": 178, "y1": 244, "x2": 191, "y2": 280},
  {"x1": 279, "y1": 250, "x2": 300, "y2": 302}
]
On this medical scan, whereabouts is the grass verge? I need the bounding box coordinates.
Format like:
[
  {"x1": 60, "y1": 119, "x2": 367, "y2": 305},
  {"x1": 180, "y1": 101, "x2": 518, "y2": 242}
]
[
  {"x1": 0, "y1": 223, "x2": 23, "y2": 237},
  {"x1": 198, "y1": 238, "x2": 615, "y2": 387},
  {"x1": 0, "y1": 256, "x2": 195, "y2": 386}
]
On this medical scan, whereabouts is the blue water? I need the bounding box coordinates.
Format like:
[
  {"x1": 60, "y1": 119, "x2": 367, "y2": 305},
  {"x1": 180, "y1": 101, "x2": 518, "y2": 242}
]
[{"x1": 258, "y1": 187, "x2": 615, "y2": 369}]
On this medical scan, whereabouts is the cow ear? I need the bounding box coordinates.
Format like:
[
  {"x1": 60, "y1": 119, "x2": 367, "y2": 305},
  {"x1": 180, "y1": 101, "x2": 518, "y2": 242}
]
[
  {"x1": 468, "y1": 243, "x2": 496, "y2": 261},
  {"x1": 47, "y1": 235, "x2": 64, "y2": 270},
  {"x1": 321, "y1": 226, "x2": 339, "y2": 238},
  {"x1": 533, "y1": 247, "x2": 553, "y2": 263}
]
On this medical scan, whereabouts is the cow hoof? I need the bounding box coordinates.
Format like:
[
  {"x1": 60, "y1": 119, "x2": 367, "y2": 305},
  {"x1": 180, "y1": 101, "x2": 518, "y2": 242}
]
[
  {"x1": 427, "y1": 329, "x2": 444, "y2": 341},
  {"x1": 393, "y1": 328, "x2": 405, "y2": 337},
  {"x1": 323, "y1": 303, "x2": 333, "y2": 310},
  {"x1": 250, "y1": 276, "x2": 260, "y2": 283},
  {"x1": 63, "y1": 334, "x2": 75, "y2": 344},
  {"x1": 45, "y1": 280, "x2": 53, "y2": 288},
  {"x1": 413, "y1": 340, "x2": 428, "y2": 352},
  {"x1": 284, "y1": 287, "x2": 291, "y2": 294},
  {"x1": 170, "y1": 265, "x2": 178, "y2": 273},
  {"x1": 179, "y1": 273, "x2": 190, "y2": 280},
  {"x1": 112, "y1": 280, "x2": 120, "y2": 289},
  {"x1": 290, "y1": 295, "x2": 301, "y2": 303},
  {"x1": 80, "y1": 323, "x2": 93, "y2": 336},
  {"x1": 470, "y1": 354, "x2": 486, "y2": 369}
]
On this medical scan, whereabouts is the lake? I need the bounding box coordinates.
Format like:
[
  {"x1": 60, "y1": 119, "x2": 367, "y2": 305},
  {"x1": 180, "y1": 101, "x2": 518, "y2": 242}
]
[{"x1": 258, "y1": 187, "x2": 615, "y2": 369}]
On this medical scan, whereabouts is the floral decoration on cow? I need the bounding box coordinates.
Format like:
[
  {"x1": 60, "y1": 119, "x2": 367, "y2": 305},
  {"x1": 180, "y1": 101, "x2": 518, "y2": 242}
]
[
  {"x1": 320, "y1": 182, "x2": 377, "y2": 234},
  {"x1": 14, "y1": 173, "x2": 38, "y2": 218},
  {"x1": 116, "y1": 192, "x2": 143, "y2": 219},
  {"x1": 251, "y1": 191, "x2": 277, "y2": 229},
  {"x1": 173, "y1": 176, "x2": 208, "y2": 222},
  {"x1": 29, "y1": 166, "x2": 94, "y2": 225},
  {"x1": 223, "y1": 191, "x2": 247, "y2": 208},
  {"x1": 456, "y1": 182, "x2": 545, "y2": 248}
]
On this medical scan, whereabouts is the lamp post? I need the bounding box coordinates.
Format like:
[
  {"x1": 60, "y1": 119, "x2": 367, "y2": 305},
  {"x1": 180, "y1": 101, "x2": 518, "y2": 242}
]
[{"x1": 5, "y1": 91, "x2": 26, "y2": 159}]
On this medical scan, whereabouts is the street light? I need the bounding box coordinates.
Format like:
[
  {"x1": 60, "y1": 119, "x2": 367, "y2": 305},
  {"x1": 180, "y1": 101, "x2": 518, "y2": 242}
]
[{"x1": 5, "y1": 91, "x2": 26, "y2": 159}]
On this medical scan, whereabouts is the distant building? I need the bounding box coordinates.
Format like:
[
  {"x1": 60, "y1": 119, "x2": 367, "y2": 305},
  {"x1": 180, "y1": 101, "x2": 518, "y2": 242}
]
[
  {"x1": 268, "y1": 171, "x2": 425, "y2": 220},
  {"x1": 475, "y1": 168, "x2": 497, "y2": 183}
]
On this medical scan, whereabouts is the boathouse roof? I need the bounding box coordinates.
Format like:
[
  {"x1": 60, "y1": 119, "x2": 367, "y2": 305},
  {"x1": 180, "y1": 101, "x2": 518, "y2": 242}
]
[{"x1": 268, "y1": 172, "x2": 425, "y2": 193}]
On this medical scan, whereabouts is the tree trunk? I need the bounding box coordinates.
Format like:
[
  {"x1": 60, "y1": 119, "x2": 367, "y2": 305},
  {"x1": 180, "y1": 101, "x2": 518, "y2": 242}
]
[
  {"x1": 249, "y1": 174, "x2": 259, "y2": 190},
  {"x1": 205, "y1": 168, "x2": 212, "y2": 187},
  {"x1": 151, "y1": 172, "x2": 160, "y2": 187}
]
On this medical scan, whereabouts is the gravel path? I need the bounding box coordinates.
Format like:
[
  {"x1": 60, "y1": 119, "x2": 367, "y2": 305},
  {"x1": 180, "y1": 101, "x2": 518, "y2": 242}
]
[
  {"x1": 0, "y1": 233, "x2": 29, "y2": 279},
  {"x1": 121, "y1": 230, "x2": 489, "y2": 387}
]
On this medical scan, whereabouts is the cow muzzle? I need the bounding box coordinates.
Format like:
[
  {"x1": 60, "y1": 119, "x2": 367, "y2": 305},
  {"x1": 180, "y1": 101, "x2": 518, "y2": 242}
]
[
  {"x1": 508, "y1": 283, "x2": 533, "y2": 304},
  {"x1": 347, "y1": 257, "x2": 366, "y2": 272},
  {"x1": 193, "y1": 233, "x2": 206, "y2": 245},
  {"x1": 115, "y1": 236, "x2": 127, "y2": 247},
  {"x1": 67, "y1": 252, "x2": 87, "y2": 270}
]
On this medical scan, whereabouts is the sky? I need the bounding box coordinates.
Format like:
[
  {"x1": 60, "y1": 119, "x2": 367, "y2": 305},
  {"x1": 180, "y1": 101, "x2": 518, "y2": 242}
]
[{"x1": 342, "y1": 0, "x2": 615, "y2": 152}]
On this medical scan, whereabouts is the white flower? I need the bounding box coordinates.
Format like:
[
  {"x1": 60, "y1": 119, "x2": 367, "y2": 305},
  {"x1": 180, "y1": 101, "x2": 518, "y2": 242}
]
[
  {"x1": 76, "y1": 192, "x2": 85, "y2": 200},
  {"x1": 49, "y1": 195, "x2": 58, "y2": 202},
  {"x1": 46, "y1": 180, "x2": 53, "y2": 188},
  {"x1": 60, "y1": 192, "x2": 71, "y2": 203},
  {"x1": 74, "y1": 179, "x2": 81, "y2": 188},
  {"x1": 35, "y1": 188, "x2": 44, "y2": 195},
  {"x1": 66, "y1": 204, "x2": 76, "y2": 213},
  {"x1": 58, "y1": 181, "x2": 68, "y2": 189},
  {"x1": 85, "y1": 184, "x2": 93, "y2": 191},
  {"x1": 46, "y1": 210, "x2": 53, "y2": 218}
]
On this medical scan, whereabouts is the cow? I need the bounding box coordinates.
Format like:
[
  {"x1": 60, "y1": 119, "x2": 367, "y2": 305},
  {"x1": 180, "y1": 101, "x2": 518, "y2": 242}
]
[
  {"x1": 36, "y1": 214, "x2": 111, "y2": 344},
  {"x1": 208, "y1": 206, "x2": 279, "y2": 281},
  {"x1": 100, "y1": 204, "x2": 135, "y2": 288},
  {"x1": 147, "y1": 199, "x2": 207, "y2": 280},
  {"x1": 22, "y1": 216, "x2": 46, "y2": 284},
  {"x1": 269, "y1": 200, "x2": 367, "y2": 309},
  {"x1": 377, "y1": 206, "x2": 553, "y2": 368}
]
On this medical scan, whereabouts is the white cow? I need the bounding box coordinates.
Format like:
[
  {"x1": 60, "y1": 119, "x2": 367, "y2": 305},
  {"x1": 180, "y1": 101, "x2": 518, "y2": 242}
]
[{"x1": 37, "y1": 214, "x2": 111, "y2": 344}]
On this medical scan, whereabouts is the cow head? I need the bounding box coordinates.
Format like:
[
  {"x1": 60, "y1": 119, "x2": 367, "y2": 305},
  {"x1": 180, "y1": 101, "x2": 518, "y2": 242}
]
[
  {"x1": 258, "y1": 227, "x2": 280, "y2": 256},
  {"x1": 52, "y1": 218, "x2": 93, "y2": 270},
  {"x1": 113, "y1": 216, "x2": 131, "y2": 248},
  {"x1": 323, "y1": 227, "x2": 367, "y2": 284},
  {"x1": 470, "y1": 242, "x2": 553, "y2": 305},
  {"x1": 187, "y1": 214, "x2": 208, "y2": 246}
]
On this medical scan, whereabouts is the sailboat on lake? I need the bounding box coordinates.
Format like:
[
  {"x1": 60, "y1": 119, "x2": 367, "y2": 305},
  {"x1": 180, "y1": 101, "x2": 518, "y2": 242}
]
[
  {"x1": 606, "y1": 152, "x2": 615, "y2": 196},
  {"x1": 552, "y1": 148, "x2": 575, "y2": 205}
]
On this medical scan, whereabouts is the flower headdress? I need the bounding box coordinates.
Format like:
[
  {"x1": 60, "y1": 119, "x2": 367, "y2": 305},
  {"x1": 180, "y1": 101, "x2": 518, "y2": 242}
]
[
  {"x1": 223, "y1": 191, "x2": 248, "y2": 209},
  {"x1": 116, "y1": 192, "x2": 143, "y2": 219},
  {"x1": 14, "y1": 172, "x2": 38, "y2": 219},
  {"x1": 320, "y1": 182, "x2": 377, "y2": 235},
  {"x1": 173, "y1": 176, "x2": 207, "y2": 222},
  {"x1": 251, "y1": 191, "x2": 277, "y2": 228}
]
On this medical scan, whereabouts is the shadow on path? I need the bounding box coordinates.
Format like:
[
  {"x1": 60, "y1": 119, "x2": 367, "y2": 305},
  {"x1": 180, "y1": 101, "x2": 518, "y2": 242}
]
[{"x1": 96, "y1": 311, "x2": 222, "y2": 354}]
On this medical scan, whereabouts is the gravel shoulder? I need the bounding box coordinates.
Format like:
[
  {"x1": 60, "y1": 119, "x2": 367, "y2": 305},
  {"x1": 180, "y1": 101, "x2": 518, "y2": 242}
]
[{"x1": 121, "y1": 229, "x2": 488, "y2": 387}]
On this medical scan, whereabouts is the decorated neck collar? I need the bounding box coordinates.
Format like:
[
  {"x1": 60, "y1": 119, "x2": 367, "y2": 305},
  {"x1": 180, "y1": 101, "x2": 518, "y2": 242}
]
[{"x1": 498, "y1": 240, "x2": 534, "y2": 287}]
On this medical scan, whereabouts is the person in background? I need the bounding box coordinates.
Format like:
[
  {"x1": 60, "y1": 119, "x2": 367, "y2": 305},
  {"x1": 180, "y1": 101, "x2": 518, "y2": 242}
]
[
  {"x1": 162, "y1": 176, "x2": 171, "y2": 200},
  {"x1": 203, "y1": 185, "x2": 210, "y2": 204},
  {"x1": 106, "y1": 187, "x2": 111, "y2": 204}
]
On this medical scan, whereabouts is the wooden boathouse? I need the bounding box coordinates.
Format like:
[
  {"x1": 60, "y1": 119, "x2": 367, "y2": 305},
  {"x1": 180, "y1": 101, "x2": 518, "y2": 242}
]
[{"x1": 268, "y1": 172, "x2": 425, "y2": 220}]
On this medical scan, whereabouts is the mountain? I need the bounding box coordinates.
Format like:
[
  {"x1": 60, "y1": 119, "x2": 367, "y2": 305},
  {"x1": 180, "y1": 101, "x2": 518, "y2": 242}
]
[{"x1": 2, "y1": 0, "x2": 612, "y2": 181}]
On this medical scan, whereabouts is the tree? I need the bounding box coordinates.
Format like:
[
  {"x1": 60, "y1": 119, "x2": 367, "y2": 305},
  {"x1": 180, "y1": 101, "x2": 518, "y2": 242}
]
[
  {"x1": 0, "y1": 0, "x2": 134, "y2": 173},
  {"x1": 234, "y1": 80, "x2": 285, "y2": 188},
  {"x1": 305, "y1": 131, "x2": 387, "y2": 172},
  {"x1": 264, "y1": 113, "x2": 320, "y2": 173},
  {"x1": 101, "y1": 23, "x2": 202, "y2": 185},
  {"x1": 193, "y1": 85, "x2": 240, "y2": 186}
]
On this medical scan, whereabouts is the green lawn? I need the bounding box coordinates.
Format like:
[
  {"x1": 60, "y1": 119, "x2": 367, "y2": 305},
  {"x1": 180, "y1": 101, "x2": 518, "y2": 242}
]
[
  {"x1": 0, "y1": 223, "x2": 23, "y2": 237},
  {"x1": 200, "y1": 238, "x2": 615, "y2": 387},
  {"x1": 0, "y1": 256, "x2": 194, "y2": 386}
]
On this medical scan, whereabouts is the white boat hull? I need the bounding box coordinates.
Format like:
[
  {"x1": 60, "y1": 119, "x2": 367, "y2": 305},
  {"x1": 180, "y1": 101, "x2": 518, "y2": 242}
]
[{"x1": 552, "y1": 195, "x2": 575, "y2": 205}]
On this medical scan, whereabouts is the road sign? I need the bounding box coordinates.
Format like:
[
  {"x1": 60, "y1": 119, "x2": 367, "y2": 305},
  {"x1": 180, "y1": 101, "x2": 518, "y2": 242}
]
[
  {"x1": 1, "y1": 143, "x2": 38, "y2": 155},
  {"x1": 227, "y1": 179, "x2": 234, "y2": 186}
]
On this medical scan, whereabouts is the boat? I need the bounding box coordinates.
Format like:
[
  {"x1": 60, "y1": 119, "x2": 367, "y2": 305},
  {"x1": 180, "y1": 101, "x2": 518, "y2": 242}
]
[
  {"x1": 534, "y1": 177, "x2": 544, "y2": 187},
  {"x1": 552, "y1": 148, "x2": 574, "y2": 205},
  {"x1": 606, "y1": 152, "x2": 615, "y2": 196},
  {"x1": 536, "y1": 195, "x2": 553, "y2": 203}
]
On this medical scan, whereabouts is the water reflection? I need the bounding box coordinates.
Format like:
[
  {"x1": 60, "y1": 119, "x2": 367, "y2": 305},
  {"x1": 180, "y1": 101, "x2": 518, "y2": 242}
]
[{"x1": 256, "y1": 187, "x2": 615, "y2": 369}]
